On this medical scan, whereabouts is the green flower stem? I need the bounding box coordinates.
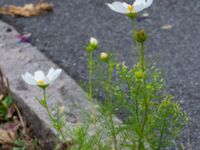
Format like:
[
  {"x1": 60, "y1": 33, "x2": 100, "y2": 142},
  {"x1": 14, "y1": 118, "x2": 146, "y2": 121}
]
[
  {"x1": 157, "y1": 121, "x2": 165, "y2": 150},
  {"x1": 132, "y1": 19, "x2": 136, "y2": 44},
  {"x1": 42, "y1": 88, "x2": 65, "y2": 141},
  {"x1": 131, "y1": 18, "x2": 139, "y2": 50},
  {"x1": 130, "y1": 19, "x2": 148, "y2": 149},
  {"x1": 135, "y1": 83, "x2": 140, "y2": 123},
  {"x1": 107, "y1": 63, "x2": 117, "y2": 150},
  {"x1": 88, "y1": 52, "x2": 97, "y2": 123},
  {"x1": 87, "y1": 52, "x2": 98, "y2": 146},
  {"x1": 140, "y1": 43, "x2": 145, "y2": 72},
  {"x1": 138, "y1": 42, "x2": 149, "y2": 150},
  {"x1": 88, "y1": 52, "x2": 93, "y2": 102},
  {"x1": 42, "y1": 89, "x2": 54, "y2": 120}
]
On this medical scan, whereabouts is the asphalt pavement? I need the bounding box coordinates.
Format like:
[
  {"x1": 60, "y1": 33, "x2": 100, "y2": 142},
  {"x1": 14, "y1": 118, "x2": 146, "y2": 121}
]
[{"x1": 0, "y1": 0, "x2": 200, "y2": 149}]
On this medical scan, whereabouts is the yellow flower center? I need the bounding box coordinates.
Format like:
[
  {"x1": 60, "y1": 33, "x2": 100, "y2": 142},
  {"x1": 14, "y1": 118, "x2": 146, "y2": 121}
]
[
  {"x1": 128, "y1": 5, "x2": 134, "y2": 13},
  {"x1": 38, "y1": 80, "x2": 45, "y2": 86}
]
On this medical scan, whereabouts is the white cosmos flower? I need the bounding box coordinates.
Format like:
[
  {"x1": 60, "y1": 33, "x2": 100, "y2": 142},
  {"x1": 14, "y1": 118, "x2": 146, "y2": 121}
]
[
  {"x1": 22, "y1": 68, "x2": 62, "y2": 87},
  {"x1": 106, "y1": 0, "x2": 153, "y2": 14}
]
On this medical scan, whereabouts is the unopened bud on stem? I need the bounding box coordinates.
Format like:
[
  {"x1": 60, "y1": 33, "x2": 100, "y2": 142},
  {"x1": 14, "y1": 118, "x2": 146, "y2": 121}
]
[
  {"x1": 134, "y1": 30, "x2": 148, "y2": 43},
  {"x1": 85, "y1": 37, "x2": 99, "y2": 52},
  {"x1": 100, "y1": 52, "x2": 109, "y2": 62}
]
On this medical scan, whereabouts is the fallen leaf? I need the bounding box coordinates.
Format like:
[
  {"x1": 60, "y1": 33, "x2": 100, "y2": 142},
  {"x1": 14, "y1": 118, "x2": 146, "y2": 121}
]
[
  {"x1": 0, "y1": 128, "x2": 15, "y2": 144},
  {"x1": 6, "y1": 104, "x2": 16, "y2": 119},
  {"x1": 2, "y1": 121, "x2": 20, "y2": 132},
  {"x1": 0, "y1": 2, "x2": 53, "y2": 17},
  {"x1": 35, "y1": 2, "x2": 54, "y2": 12},
  {"x1": 161, "y1": 24, "x2": 174, "y2": 30}
]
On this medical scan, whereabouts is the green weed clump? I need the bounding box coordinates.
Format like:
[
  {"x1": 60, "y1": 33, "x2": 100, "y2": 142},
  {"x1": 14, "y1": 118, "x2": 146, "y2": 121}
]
[{"x1": 79, "y1": 30, "x2": 188, "y2": 149}]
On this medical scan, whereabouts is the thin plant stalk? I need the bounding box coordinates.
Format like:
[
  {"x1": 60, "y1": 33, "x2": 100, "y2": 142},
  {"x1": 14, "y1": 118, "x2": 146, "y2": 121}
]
[
  {"x1": 107, "y1": 62, "x2": 117, "y2": 150},
  {"x1": 138, "y1": 42, "x2": 149, "y2": 150},
  {"x1": 88, "y1": 52, "x2": 93, "y2": 102},
  {"x1": 157, "y1": 120, "x2": 166, "y2": 150},
  {"x1": 131, "y1": 17, "x2": 138, "y2": 49},
  {"x1": 132, "y1": 19, "x2": 136, "y2": 45},
  {"x1": 135, "y1": 83, "x2": 140, "y2": 123},
  {"x1": 131, "y1": 21, "x2": 149, "y2": 149},
  {"x1": 87, "y1": 52, "x2": 97, "y2": 126},
  {"x1": 87, "y1": 51, "x2": 100, "y2": 149},
  {"x1": 42, "y1": 88, "x2": 65, "y2": 141}
]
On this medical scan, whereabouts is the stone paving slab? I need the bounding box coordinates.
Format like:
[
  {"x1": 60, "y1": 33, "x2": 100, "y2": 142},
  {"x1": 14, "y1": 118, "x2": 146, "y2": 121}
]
[{"x1": 0, "y1": 21, "x2": 92, "y2": 145}]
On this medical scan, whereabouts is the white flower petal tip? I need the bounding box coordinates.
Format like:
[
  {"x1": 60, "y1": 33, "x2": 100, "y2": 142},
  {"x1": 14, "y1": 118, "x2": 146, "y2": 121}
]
[
  {"x1": 21, "y1": 73, "x2": 37, "y2": 85},
  {"x1": 48, "y1": 69, "x2": 62, "y2": 82},
  {"x1": 89, "y1": 37, "x2": 98, "y2": 46},
  {"x1": 106, "y1": 0, "x2": 153, "y2": 14},
  {"x1": 106, "y1": 2, "x2": 129, "y2": 14},
  {"x1": 21, "y1": 68, "x2": 62, "y2": 87},
  {"x1": 144, "y1": 0, "x2": 154, "y2": 8}
]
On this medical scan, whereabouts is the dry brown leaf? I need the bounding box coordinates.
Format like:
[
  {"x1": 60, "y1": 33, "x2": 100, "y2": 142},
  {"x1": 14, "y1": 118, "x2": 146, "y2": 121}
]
[
  {"x1": 0, "y1": 128, "x2": 15, "y2": 144},
  {"x1": 6, "y1": 104, "x2": 16, "y2": 119},
  {"x1": 0, "y1": 2, "x2": 53, "y2": 17},
  {"x1": 2, "y1": 121, "x2": 20, "y2": 132},
  {"x1": 36, "y1": 2, "x2": 54, "y2": 12}
]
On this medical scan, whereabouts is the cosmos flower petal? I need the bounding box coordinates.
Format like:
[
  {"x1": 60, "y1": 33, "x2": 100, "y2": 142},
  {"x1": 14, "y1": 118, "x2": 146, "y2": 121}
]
[
  {"x1": 144, "y1": 0, "x2": 153, "y2": 9},
  {"x1": 122, "y1": 2, "x2": 129, "y2": 8},
  {"x1": 133, "y1": 0, "x2": 144, "y2": 5},
  {"x1": 48, "y1": 69, "x2": 62, "y2": 82},
  {"x1": 47, "y1": 68, "x2": 55, "y2": 79},
  {"x1": 134, "y1": 3, "x2": 146, "y2": 13},
  {"x1": 107, "y1": 0, "x2": 153, "y2": 14},
  {"x1": 22, "y1": 72, "x2": 37, "y2": 85},
  {"x1": 22, "y1": 68, "x2": 62, "y2": 87},
  {"x1": 47, "y1": 68, "x2": 56, "y2": 81},
  {"x1": 43, "y1": 77, "x2": 50, "y2": 85},
  {"x1": 34, "y1": 70, "x2": 45, "y2": 81},
  {"x1": 106, "y1": 1, "x2": 129, "y2": 14}
]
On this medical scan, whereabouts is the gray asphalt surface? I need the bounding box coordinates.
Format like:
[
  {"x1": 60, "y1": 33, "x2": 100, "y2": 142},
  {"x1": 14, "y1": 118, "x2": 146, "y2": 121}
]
[{"x1": 0, "y1": 0, "x2": 200, "y2": 149}]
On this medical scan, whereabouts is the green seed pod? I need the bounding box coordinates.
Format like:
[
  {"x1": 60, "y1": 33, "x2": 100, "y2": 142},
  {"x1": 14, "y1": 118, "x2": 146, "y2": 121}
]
[{"x1": 134, "y1": 30, "x2": 148, "y2": 43}]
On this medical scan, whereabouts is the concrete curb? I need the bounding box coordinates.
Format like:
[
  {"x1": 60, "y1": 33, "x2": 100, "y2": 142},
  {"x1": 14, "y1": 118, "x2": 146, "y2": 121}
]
[{"x1": 0, "y1": 21, "x2": 92, "y2": 146}]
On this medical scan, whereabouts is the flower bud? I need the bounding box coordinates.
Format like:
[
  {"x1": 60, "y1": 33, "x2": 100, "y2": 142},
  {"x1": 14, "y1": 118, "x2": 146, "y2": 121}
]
[
  {"x1": 134, "y1": 30, "x2": 148, "y2": 43},
  {"x1": 85, "y1": 37, "x2": 99, "y2": 52},
  {"x1": 134, "y1": 70, "x2": 145, "y2": 79},
  {"x1": 100, "y1": 52, "x2": 109, "y2": 62},
  {"x1": 90, "y1": 37, "x2": 98, "y2": 46}
]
